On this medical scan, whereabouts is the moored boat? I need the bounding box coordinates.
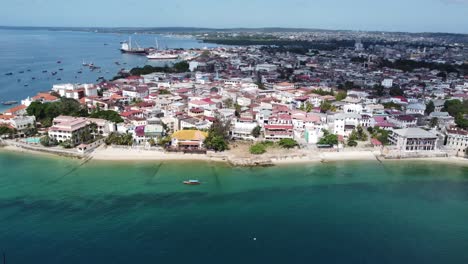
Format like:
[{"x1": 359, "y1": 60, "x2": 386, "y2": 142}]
[{"x1": 183, "y1": 180, "x2": 201, "y2": 185}]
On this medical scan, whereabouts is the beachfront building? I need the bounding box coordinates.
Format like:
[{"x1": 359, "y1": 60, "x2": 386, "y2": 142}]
[
  {"x1": 232, "y1": 121, "x2": 258, "y2": 141},
  {"x1": 48, "y1": 116, "x2": 88, "y2": 145},
  {"x1": 445, "y1": 128, "x2": 468, "y2": 157},
  {"x1": 48, "y1": 116, "x2": 114, "y2": 145},
  {"x1": 389, "y1": 128, "x2": 438, "y2": 152},
  {"x1": 171, "y1": 130, "x2": 208, "y2": 150},
  {"x1": 331, "y1": 113, "x2": 361, "y2": 137}
]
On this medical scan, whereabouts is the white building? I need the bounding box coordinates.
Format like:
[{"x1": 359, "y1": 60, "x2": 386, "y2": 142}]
[
  {"x1": 381, "y1": 79, "x2": 394, "y2": 88},
  {"x1": 389, "y1": 128, "x2": 438, "y2": 152},
  {"x1": 445, "y1": 128, "x2": 468, "y2": 157},
  {"x1": 232, "y1": 121, "x2": 258, "y2": 141}
]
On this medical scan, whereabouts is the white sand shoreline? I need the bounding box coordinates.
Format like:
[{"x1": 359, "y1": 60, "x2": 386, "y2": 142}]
[{"x1": 1, "y1": 144, "x2": 467, "y2": 167}]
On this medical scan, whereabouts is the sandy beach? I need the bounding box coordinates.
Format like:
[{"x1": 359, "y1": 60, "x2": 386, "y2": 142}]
[{"x1": 2, "y1": 143, "x2": 467, "y2": 166}]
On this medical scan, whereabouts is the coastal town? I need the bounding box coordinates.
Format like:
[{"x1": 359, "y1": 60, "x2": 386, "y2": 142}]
[{"x1": 1, "y1": 31, "x2": 467, "y2": 165}]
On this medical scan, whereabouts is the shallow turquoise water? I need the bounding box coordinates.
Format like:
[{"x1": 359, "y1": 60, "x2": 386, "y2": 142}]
[{"x1": 0, "y1": 151, "x2": 467, "y2": 263}]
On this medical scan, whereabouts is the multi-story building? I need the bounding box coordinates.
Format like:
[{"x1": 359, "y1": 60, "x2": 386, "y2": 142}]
[
  {"x1": 445, "y1": 128, "x2": 468, "y2": 157},
  {"x1": 389, "y1": 128, "x2": 438, "y2": 152}
]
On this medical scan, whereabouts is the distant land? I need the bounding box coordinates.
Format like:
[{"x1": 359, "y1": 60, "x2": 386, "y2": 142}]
[{"x1": 1, "y1": 25, "x2": 468, "y2": 37}]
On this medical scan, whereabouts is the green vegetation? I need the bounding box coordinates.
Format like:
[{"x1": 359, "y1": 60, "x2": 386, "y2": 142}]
[
  {"x1": 373, "y1": 84, "x2": 385, "y2": 96},
  {"x1": 382, "y1": 102, "x2": 402, "y2": 110},
  {"x1": 158, "y1": 136, "x2": 172, "y2": 147},
  {"x1": 158, "y1": 89, "x2": 171, "y2": 95},
  {"x1": 349, "y1": 126, "x2": 368, "y2": 141},
  {"x1": 251, "y1": 126, "x2": 262, "y2": 138},
  {"x1": 347, "y1": 140, "x2": 358, "y2": 147},
  {"x1": 425, "y1": 101, "x2": 435, "y2": 115},
  {"x1": 40, "y1": 135, "x2": 57, "y2": 147},
  {"x1": 369, "y1": 127, "x2": 390, "y2": 145},
  {"x1": 380, "y1": 59, "x2": 464, "y2": 74},
  {"x1": 204, "y1": 118, "x2": 230, "y2": 151},
  {"x1": 249, "y1": 143, "x2": 266, "y2": 155},
  {"x1": 0, "y1": 126, "x2": 15, "y2": 138},
  {"x1": 129, "y1": 61, "x2": 190, "y2": 76},
  {"x1": 389, "y1": 86, "x2": 404, "y2": 96},
  {"x1": 204, "y1": 38, "x2": 356, "y2": 51},
  {"x1": 429, "y1": 117, "x2": 439, "y2": 128},
  {"x1": 320, "y1": 100, "x2": 335, "y2": 113},
  {"x1": 90, "y1": 110, "x2": 124, "y2": 123},
  {"x1": 335, "y1": 91, "x2": 347, "y2": 101},
  {"x1": 26, "y1": 98, "x2": 88, "y2": 127},
  {"x1": 318, "y1": 130, "x2": 338, "y2": 145},
  {"x1": 105, "y1": 132, "x2": 133, "y2": 146},
  {"x1": 299, "y1": 101, "x2": 313, "y2": 112},
  {"x1": 278, "y1": 138, "x2": 298, "y2": 149},
  {"x1": 311, "y1": 88, "x2": 334, "y2": 96},
  {"x1": 443, "y1": 99, "x2": 468, "y2": 129}
]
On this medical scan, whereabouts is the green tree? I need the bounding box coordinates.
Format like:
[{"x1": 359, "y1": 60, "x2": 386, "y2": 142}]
[
  {"x1": 249, "y1": 143, "x2": 266, "y2": 155},
  {"x1": 90, "y1": 110, "x2": 124, "y2": 123},
  {"x1": 455, "y1": 113, "x2": 468, "y2": 129},
  {"x1": 204, "y1": 118, "x2": 230, "y2": 151},
  {"x1": 158, "y1": 136, "x2": 172, "y2": 147},
  {"x1": 39, "y1": 135, "x2": 57, "y2": 147},
  {"x1": 251, "y1": 126, "x2": 262, "y2": 138},
  {"x1": 429, "y1": 117, "x2": 439, "y2": 128},
  {"x1": 0, "y1": 126, "x2": 15, "y2": 138},
  {"x1": 389, "y1": 86, "x2": 404, "y2": 96},
  {"x1": 373, "y1": 84, "x2": 385, "y2": 96},
  {"x1": 425, "y1": 101, "x2": 435, "y2": 115},
  {"x1": 320, "y1": 100, "x2": 333, "y2": 113},
  {"x1": 347, "y1": 140, "x2": 358, "y2": 147},
  {"x1": 278, "y1": 138, "x2": 298, "y2": 149},
  {"x1": 318, "y1": 130, "x2": 339, "y2": 145},
  {"x1": 335, "y1": 91, "x2": 347, "y2": 101}
]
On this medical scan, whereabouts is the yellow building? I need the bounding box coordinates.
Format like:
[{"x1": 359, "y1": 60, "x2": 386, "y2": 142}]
[{"x1": 171, "y1": 130, "x2": 208, "y2": 149}]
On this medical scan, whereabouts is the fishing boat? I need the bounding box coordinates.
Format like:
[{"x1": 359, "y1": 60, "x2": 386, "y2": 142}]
[
  {"x1": 5, "y1": 72, "x2": 13, "y2": 76},
  {"x1": 183, "y1": 180, "x2": 201, "y2": 185},
  {"x1": 42, "y1": 70, "x2": 48, "y2": 73},
  {"x1": 57, "y1": 61, "x2": 61, "y2": 64}
]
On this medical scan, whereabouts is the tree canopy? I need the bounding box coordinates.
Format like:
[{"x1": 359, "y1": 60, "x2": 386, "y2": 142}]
[
  {"x1": 90, "y1": 110, "x2": 124, "y2": 123},
  {"x1": 26, "y1": 98, "x2": 88, "y2": 127}
]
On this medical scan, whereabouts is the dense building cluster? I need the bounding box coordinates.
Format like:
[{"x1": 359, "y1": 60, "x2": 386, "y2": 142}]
[{"x1": 1, "y1": 36, "x2": 467, "y2": 157}]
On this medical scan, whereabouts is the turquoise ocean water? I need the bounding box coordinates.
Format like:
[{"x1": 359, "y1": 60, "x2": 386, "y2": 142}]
[{"x1": 0, "y1": 151, "x2": 467, "y2": 263}]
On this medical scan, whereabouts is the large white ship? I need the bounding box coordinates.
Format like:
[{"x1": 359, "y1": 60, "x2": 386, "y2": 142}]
[{"x1": 146, "y1": 38, "x2": 179, "y2": 60}]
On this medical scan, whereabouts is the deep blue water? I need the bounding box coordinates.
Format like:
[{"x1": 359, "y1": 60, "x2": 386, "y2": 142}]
[
  {"x1": 0, "y1": 151, "x2": 468, "y2": 264},
  {"x1": 0, "y1": 29, "x2": 217, "y2": 109}
]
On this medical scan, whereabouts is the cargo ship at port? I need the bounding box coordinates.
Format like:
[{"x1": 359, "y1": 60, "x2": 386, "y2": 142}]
[{"x1": 120, "y1": 37, "x2": 147, "y2": 54}]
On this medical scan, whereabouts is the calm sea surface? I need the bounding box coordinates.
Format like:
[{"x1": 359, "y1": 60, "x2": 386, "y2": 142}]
[
  {"x1": 0, "y1": 29, "x2": 217, "y2": 110},
  {"x1": 0, "y1": 151, "x2": 467, "y2": 263}
]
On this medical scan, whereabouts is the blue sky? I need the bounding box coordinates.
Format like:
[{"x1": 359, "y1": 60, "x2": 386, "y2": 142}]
[{"x1": 1, "y1": 0, "x2": 468, "y2": 33}]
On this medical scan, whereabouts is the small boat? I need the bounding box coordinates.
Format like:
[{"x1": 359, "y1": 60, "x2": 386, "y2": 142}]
[
  {"x1": 77, "y1": 71, "x2": 82, "y2": 74},
  {"x1": 51, "y1": 72, "x2": 57, "y2": 75},
  {"x1": 5, "y1": 72, "x2": 13, "y2": 76},
  {"x1": 17, "y1": 79, "x2": 21, "y2": 82},
  {"x1": 31, "y1": 77, "x2": 36, "y2": 80},
  {"x1": 57, "y1": 61, "x2": 61, "y2": 64},
  {"x1": 18, "y1": 71, "x2": 24, "y2": 74},
  {"x1": 27, "y1": 69, "x2": 31, "y2": 72},
  {"x1": 56, "y1": 78, "x2": 62, "y2": 81},
  {"x1": 24, "y1": 84, "x2": 28, "y2": 87},
  {"x1": 42, "y1": 70, "x2": 48, "y2": 73},
  {"x1": 183, "y1": 180, "x2": 201, "y2": 185},
  {"x1": 59, "y1": 68, "x2": 64, "y2": 71}
]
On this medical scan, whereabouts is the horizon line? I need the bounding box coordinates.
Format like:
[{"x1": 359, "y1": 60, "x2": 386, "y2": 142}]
[{"x1": 0, "y1": 25, "x2": 467, "y2": 36}]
